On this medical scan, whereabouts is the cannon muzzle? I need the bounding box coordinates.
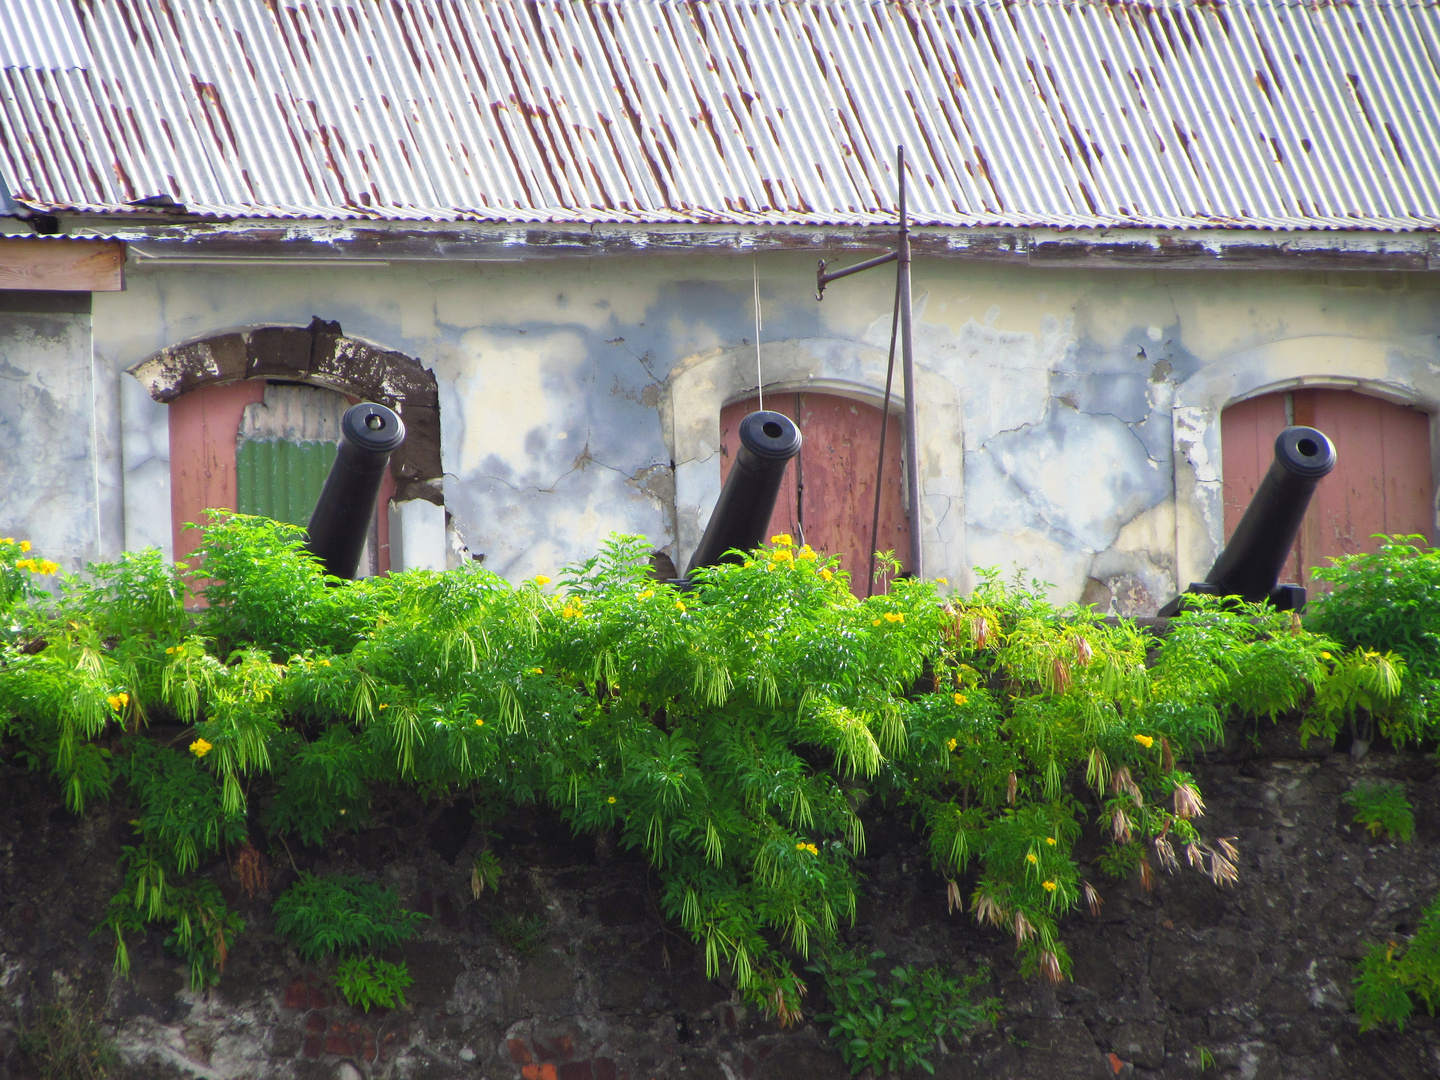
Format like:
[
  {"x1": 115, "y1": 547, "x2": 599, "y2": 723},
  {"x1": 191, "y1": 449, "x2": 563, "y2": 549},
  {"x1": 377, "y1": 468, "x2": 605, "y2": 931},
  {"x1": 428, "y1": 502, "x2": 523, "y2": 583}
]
[
  {"x1": 1159, "y1": 425, "x2": 1335, "y2": 615},
  {"x1": 305, "y1": 402, "x2": 406, "y2": 579},
  {"x1": 685, "y1": 410, "x2": 802, "y2": 577}
]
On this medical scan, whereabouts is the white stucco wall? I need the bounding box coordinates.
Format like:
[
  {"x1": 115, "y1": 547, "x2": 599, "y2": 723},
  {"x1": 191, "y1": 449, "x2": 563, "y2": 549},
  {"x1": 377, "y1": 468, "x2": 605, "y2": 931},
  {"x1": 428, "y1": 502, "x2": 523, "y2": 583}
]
[{"x1": 14, "y1": 254, "x2": 1437, "y2": 610}]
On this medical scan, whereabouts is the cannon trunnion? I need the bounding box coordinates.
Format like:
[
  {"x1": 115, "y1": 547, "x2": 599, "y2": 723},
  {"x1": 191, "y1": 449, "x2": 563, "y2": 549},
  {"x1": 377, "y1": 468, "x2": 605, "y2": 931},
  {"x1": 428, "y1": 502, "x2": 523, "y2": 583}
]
[{"x1": 1158, "y1": 425, "x2": 1336, "y2": 616}]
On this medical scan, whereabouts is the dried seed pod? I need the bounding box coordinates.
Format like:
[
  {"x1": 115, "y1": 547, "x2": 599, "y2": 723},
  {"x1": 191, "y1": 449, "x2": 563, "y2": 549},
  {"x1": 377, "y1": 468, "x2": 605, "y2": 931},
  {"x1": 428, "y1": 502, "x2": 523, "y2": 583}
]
[
  {"x1": 1154, "y1": 836, "x2": 1179, "y2": 873},
  {"x1": 1160, "y1": 737, "x2": 1175, "y2": 773},
  {"x1": 973, "y1": 892, "x2": 1007, "y2": 928},
  {"x1": 970, "y1": 615, "x2": 991, "y2": 649},
  {"x1": 1013, "y1": 910, "x2": 1035, "y2": 945},
  {"x1": 1038, "y1": 949, "x2": 1065, "y2": 985},
  {"x1": 1215, "y1": 836, "x2": 1240, "y2": 862},
  {"x1": 1007, "y1": 771, "x2": 1019, "y2": 806},
  {"x1": 1186, "y1": 842, "x2": 1206, "y2": 870},
  {"x1": 946, "y1": 879, "x2": 964, "y2": 914},
  {"x1": 1110, "y1": 807, "x2": 1133, "y2": 843},
  {"x1": 1083, "y1": 881, "x2": 1104, "y2": 917},
  {"x1": 1050, "y1": 656, "x2": 1073, "y2": 694},
  {"x1": 1071, "y1": 634, "x2": 1094, "y2": 667},
  {"x1": 1137, "y1": 859, "x2": 1155, "y2": 892},
  {"x1": 1208, "y1": 852, "x2": 1239, "y2": 888},
  {"x1": 1173, "y1": 783, "x2": 1205, "y2": 819}
]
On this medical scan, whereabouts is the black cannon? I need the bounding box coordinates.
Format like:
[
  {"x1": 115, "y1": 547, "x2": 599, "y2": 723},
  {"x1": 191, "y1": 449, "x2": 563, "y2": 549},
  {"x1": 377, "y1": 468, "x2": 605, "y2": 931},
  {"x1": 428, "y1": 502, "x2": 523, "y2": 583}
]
[
  {"x1": 1158, "y1": 425, "x2": 1336, "y2": 616},
  {"x1": 305, "y1": 402, "x2": 406, "y2": 580},
  {"x1": 685, "y1": 410, "x2": 803, "y2": 577}
]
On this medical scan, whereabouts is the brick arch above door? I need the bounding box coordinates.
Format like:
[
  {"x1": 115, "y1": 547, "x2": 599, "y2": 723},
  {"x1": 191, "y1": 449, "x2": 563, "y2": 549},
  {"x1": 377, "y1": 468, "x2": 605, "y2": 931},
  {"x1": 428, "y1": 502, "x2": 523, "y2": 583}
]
[{"x1": 126, "y1": 318, "x2": 441, "y2": 505}]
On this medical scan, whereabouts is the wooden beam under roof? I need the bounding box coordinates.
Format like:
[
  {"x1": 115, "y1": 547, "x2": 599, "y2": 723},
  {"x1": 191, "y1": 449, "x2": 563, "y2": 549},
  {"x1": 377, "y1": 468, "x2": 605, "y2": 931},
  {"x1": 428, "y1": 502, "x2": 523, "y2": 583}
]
[{"x1": 0, "y1": 238, "x2": 123, "y2": 291}]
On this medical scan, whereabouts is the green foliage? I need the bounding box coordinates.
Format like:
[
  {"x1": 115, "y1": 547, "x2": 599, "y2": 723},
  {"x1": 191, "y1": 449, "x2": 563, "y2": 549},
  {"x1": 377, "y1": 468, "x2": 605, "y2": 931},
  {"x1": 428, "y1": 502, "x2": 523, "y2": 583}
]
[
  {"x1": 809, "y1": 948, "x2": 996, "y2": 1075},
  {"x1": 0, "y1": 518, "x2": 1421, "y2": 1026},
  {"x1": 1355, "y1": 890, "x2": 1440, "y2": 1031},
  {"x1": 471, "y1": 849, "x2": 503, "y2": 898},
  {"x1": 123, "y1": 741, "x2": 248, "y2": 873},
  {"x1": 16, "y1": 995, "x2": 119, "y2": 1080},
  {"x1": 331, "y1": 955, "x2": 414, "y2": 1012},
  {"x1": 272, "y1": 873, "x2": 427, "y2": 962},
  {"x1": 1343, "y1": 781, "x2": 1415, "y2": 842},
  {"x1": 100, "y1": 846, "x2": 245, "y2": 989},
  {"x1": 489, "y1": 911, "x2": 547, "y2": 956},
  {"x1": 1307, "y1": 536, "x2": 1440, "y2": 744}
]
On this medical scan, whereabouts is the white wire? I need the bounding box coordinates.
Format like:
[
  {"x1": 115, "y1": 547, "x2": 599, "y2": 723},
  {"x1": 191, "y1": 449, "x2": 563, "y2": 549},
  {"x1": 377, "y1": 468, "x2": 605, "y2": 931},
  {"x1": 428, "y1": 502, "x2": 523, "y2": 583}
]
[{"x1": 753, "y1": 256, "x2": 764, "y2": 412}]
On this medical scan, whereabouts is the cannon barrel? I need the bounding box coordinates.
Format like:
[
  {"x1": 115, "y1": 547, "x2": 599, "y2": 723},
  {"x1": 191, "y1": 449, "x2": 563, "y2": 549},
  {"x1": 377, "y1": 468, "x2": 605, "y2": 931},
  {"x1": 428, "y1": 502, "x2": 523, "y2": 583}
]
[
  {"x1": 685, "y1": 410, "x2": 803, "y2": 577},
  {"x1": 1159, "y1": 425, "x2": 1335, "y2": 615},
  {"x1": 305, "y1": 402, "x2": 406, "y2": 579}
]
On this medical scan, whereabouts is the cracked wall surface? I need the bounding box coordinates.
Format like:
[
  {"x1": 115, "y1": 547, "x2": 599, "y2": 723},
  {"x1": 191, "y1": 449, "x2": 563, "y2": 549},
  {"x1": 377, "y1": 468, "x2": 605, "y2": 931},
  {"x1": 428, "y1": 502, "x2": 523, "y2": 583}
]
[{"x1": 6, "y1": 259, "x2": 1435, "y2": 606}]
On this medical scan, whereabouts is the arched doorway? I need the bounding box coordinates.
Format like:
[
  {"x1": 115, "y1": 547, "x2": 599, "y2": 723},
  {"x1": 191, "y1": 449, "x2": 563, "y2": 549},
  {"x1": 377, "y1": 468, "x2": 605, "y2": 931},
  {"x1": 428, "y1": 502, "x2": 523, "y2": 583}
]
[
  {"x1": 1221, "y1": 388, "x2": 1434, "y2": 588},
  {"x1": 128, "y1": 319, "x2": 443, "y2": 573},
  {"x1": 719, "y1": 392, "x2": 911, "y2": 594},
  {"x1": 169, "y1": 381, "x2": 398, "y2": 573}
]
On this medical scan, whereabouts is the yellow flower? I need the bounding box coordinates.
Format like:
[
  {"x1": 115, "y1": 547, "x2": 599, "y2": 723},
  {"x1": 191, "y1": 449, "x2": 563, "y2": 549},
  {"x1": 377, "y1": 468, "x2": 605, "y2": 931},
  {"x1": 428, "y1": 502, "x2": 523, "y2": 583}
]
[
  {"x1": 807, "y1": 843, "x2": 818, "y2": 854},
  {"x1": 797, "y1": 545, "x2": 816, "y2": 561},
  {"x1": 1134, "y1": 734, "x2": 1154, "y2": 748},
  {"x1": 1320, "y1": 651, "x2": 1332, "y2": 660},
  {"x1": 872, "y1": 618, "x2": 882, "y2": 627},
  {"x1": 14, "y1": 559, "x2": 32, "y2": 571},
  {"x1": 607, "y1": 796, "x2": 617, "y2": 804},
  {"x1": 379, "y1": 703, "x2": 388, "y2": 710},
  {"x1": 106, "y1": 695, "x2": 122, "y2": 711},
  {"x1": 474, "y1": 718, "x2": 484, "y2": 727},
  {"x1": 36, "y1": 560, "x2": 58, "y2": 575},
  {"x1": 0, "y1": 537, "x2": 10, "y2": 544},
  {"x1": 936, "y1": 577, "x2": 947, "y2": 584},
  {"x1": 820, "y1": 569, "x2": 833, "y2": 582},
  {"x1": 885, "y1": 612, "x2": 904, "y2": 623},
  {"x1": 953, "y1": 693, "x2": 967, "y2": 706},
  {"x1": 770, "y1": 533, "x2": 793, "y2": 547},
  {"x1": 1042, "y1": 880, "x2": 1057, "y2": 892},
  {"x1": 770, "y1": 549, "x2": 793, "y2": 564},
  {"x1": 637, "y1": 589, "x2": 654, "y2": 600},
  {"x1": 530, "y1": 667, "x2": 543, "y2": 674},
  {"x1": 562, "y1": 605, "x2": 579, "y2": 619},
  {"x1": 535, "y1": 575, "x2": 551, "y2": 586},
  {"x1": 18, "y1": 541, "x2": 30, "y2": 553},
  {"x1": 1025, "y1": 852, "x2": 1038, "y2": 864},
  {"x1": 674, "y1": 600, "x2": 686, "y2": 612},
  {"x1": 118, "y1": 693, "x2": 129, "y2": 707},
  {"x1": 796, "y1": 842, "x2": 806, "y2": 850},
  {"x1": 947, "y1": 738, "x2": 958, "y2": 752},
  {"x1": 165, "y1": 646, "x2": 177, "y2": 655},
  {"x1": 189, "y1": 738, "x2": 212, "y2": 758},
  {"x1": 1046, "y1": 837, "x2": 1057, "y2": 846},
  {"x1": 319, "y1": 658, "x2": 330, "y2": 667}
]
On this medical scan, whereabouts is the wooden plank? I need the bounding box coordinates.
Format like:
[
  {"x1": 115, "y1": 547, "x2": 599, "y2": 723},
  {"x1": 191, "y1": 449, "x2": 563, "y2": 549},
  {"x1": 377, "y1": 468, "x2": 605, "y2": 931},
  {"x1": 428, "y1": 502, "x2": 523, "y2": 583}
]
[
  {"x1": 169, "y1": 381, "x2": 266, "y2": 565},
  {"x1": 720, "y1": 392, "x2": 910, "y2": 596},
  {"x1": 0, "y1": 238, "x2": 124, "y2": 291}
]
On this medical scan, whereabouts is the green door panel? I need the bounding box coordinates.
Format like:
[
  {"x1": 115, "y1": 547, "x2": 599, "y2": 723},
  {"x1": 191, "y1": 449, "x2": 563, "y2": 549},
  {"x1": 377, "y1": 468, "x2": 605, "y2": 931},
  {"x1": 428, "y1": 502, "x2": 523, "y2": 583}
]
[{"x1": 236, "y1": 439, "x2": 339, "y2": 526}]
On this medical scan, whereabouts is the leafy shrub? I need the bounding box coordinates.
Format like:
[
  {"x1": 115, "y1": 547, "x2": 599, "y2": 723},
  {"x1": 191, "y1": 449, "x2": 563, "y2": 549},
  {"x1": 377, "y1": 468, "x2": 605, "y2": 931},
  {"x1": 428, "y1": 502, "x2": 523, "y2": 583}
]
[
  {"x1": 100, "y1": 848, "x2": 244, "y2": 989},
  {"x1": 809, "y1": 948, "x2": 996, "y2": 1075},
  {"x1": 1355, "y1": 890, "x2": 1440, "y2": 1031},
  {"x1": 0, "y1": 519, "x2": 1416, "y2": 1026},
  {"x1": 331, "y1": 954, "x2": 414, "y2": 1012},
  {"x1": 1307, "y1": 536, "x2": 1440, "y2": 744},
  {"x1": 489, "y1": 911, "x2": 546, "y2": 956},
  {"x1": 272, "y1": 873, "x2": 427, "y2": 961},
  {"x1": 1343, "y1": 781, "x2": 1414, "y2": 842}
]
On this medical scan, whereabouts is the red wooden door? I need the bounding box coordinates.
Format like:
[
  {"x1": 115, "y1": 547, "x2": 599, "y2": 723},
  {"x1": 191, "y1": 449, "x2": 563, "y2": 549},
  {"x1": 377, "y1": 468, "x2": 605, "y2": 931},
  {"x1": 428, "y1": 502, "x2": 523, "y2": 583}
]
[
  {"x1": 169, "y1": 381, "x2": 394, "y2": 574},
  {"x1": 719, "y1": 393, "x2": 911, "y2": 595},
  {"x1": 1220, "y1": 389, "x2": 1433, "y2": 588}
]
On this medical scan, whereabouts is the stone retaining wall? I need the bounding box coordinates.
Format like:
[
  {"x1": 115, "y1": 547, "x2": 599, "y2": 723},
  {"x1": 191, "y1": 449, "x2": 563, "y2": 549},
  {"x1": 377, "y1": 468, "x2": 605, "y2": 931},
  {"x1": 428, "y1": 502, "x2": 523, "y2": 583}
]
[{"x1": 1, "y1": 722, "x2": 1437, "y2": 1080}]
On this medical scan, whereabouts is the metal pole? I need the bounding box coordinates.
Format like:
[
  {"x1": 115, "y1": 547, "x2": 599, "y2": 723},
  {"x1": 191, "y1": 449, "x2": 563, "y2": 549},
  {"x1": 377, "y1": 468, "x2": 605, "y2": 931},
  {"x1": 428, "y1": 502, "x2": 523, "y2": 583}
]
[{"x1": 896, "y1": 146, "x2": 923, "y2": 578}]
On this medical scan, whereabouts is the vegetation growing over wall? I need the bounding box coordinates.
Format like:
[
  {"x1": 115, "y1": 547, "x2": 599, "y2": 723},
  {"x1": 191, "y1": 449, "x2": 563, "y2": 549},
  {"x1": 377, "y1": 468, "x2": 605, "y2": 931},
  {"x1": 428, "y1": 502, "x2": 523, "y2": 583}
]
[{"x1": 0, "y1": 521, "x2": 1425, "y2": 1041}]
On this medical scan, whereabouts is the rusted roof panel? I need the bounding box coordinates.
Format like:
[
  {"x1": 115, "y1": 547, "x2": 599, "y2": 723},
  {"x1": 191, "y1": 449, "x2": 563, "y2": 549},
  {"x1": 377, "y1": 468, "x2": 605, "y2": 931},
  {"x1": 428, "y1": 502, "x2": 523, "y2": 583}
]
[{"x1": 0, "y1": 1, "x2": 1437, "y2": 230}]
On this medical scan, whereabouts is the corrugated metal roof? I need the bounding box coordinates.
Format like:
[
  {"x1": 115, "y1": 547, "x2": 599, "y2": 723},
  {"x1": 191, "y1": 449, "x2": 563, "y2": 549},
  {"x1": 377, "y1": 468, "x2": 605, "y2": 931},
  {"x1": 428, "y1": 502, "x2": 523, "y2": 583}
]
[{"x1": 1, "y1": 0, "x2": 1437, "y2": 231}]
